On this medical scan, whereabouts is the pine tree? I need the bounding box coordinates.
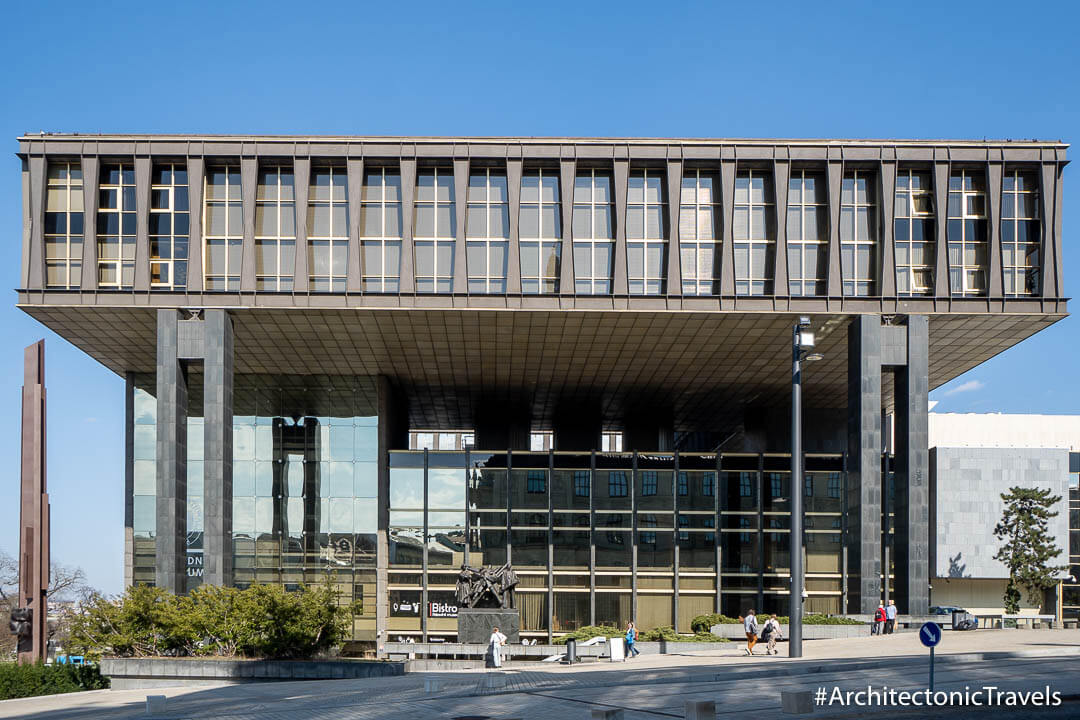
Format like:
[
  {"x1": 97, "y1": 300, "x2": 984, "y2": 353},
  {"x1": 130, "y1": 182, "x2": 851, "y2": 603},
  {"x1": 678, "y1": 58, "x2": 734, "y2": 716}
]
[{"x1": 992, "y1": 486, "x2": 1068, "y2": 614}]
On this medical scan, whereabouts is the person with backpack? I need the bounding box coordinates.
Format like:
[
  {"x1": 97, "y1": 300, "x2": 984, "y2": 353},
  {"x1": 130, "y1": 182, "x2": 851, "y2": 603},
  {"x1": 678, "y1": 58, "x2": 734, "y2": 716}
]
[
  {"x1": 625, "y1": 621, "x2": 641, "y2": 659},
  {"x1": 872, "y1": 603, "x2": 886, "y2": 635},
  {"x1": 743, "y1": 608, "x2": 759, "y2": 656},
  {"x1": 762, "y1": 614, "x2": 782, "y2": 655}
]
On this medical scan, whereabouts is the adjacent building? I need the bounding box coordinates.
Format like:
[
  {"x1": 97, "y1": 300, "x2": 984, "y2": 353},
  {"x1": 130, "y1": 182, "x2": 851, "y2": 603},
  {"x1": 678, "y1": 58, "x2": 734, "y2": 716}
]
[{"x1": 14, "y1": 134, "x2": 1069, "y2": 648}]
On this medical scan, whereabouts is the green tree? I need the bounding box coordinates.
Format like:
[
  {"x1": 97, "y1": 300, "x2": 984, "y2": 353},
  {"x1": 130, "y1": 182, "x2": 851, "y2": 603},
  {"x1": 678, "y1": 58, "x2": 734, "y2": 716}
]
[{"x1": 992, "y1": 486, "x2": 1068, "y2": 614}]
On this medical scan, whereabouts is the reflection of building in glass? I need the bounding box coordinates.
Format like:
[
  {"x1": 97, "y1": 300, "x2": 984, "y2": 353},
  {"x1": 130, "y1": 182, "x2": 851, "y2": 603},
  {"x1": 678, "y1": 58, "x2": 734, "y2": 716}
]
[{"x1": 16, "y1": 134, "x2": 1069, "y2": 649}]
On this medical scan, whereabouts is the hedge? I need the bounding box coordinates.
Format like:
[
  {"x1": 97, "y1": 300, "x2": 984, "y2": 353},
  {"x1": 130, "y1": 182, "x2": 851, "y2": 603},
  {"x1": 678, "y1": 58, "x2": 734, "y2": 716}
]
[
  {"x1": 0, "y1": 662, "x2": 109, "y2": 700},
  {"x1": 690, "y1": 613, "x2": 865, "y2": 633}
]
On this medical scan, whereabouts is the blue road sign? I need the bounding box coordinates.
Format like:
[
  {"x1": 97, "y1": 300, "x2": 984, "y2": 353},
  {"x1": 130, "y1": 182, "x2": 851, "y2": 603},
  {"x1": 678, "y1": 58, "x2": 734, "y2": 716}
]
[{"x1": 920, "y1": 621, "x2": 942, "y2": 648}]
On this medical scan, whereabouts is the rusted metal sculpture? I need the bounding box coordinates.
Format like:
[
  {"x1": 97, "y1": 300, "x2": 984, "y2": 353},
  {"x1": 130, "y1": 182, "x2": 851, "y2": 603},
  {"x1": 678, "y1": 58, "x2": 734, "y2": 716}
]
[
  {"x1": 455, "y1": 563, "x2": 519, "y2": 609},
  {"x1": 17, "y1": 340, "x2": 49, "y2": 664}
]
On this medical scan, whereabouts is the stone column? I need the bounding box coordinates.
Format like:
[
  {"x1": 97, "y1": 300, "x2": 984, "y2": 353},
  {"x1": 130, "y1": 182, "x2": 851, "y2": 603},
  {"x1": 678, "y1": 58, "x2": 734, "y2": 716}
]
[
  {"x1": 846, "y1": 315, "x2": 882, "y2": 614},
  {"x1": 893, "y1": 315, "x2": 929, "y2": 615},
  {"x1": 156, "y1": 309, "x2": 188, "y2": 593},
  {"x1": 202, "y1": 310, "x2": 234, "y2": 587}
]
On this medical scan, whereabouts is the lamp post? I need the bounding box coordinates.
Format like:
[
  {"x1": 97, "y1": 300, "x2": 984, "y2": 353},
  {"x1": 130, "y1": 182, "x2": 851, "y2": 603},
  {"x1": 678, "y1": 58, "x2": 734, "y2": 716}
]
[{"x1": 791, "y1": 317, "x2": 823, "y2": 659}]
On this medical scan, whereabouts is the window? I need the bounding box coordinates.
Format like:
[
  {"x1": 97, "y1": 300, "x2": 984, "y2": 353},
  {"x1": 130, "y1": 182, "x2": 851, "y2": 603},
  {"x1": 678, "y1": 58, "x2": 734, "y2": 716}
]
[
  {"x1": 520, "y1": 168, "x2": 561, "y2": 293},
  {"x1": 360, "y1": 166, "x2": 402, "y2": 292},
  {"x1": 415, "y1": 167, "x2": 455, "y2": 293},
  {"x1": 626, "y1": 168, "x2": 667, "y2": 294},
  {"x1": 680, "y1": 169, "x2": 720, "y2": 295},
  {"x1": 703, "y1": 472, "x2": 715, "y2": 497},
  {"x1": 601, "y1": 431, "x2": 623, "y2": 452},
  {"x1": 609, "y1": 471, "x2": 628, "y2": 498},
  {"x1": 204, "y1": 166, "x2": 243, "y2": 291},
  {"x1": 739, "y1": 515, "x2": 752, "y2": 543},
  {"x1": 1001, "y1": 170, "x2": 1040, "y2": 296},
  {"x1": 466, "y1": 168, "x2": 509, "y2": 293},
  {"x1": 641, "y1": 471, "x2": 658, "y2": 496},
  {"x1": 827, "y1": 473, "x2": 842, "y2": 499},
  {"x1": 640, "y1": 515, "x2": 657, "y2": 545},
  {"x1": 530, "y1": 431, "x2": 553, "y2": 452},
  {"x1": 840, "y1": 170, "x2": 877, "y2": 296},
  {"x1": 438, "y1": 432, "x2": 457, "y2": 450},
  {"x1": 733, "y1": 169, "x2": 775, "y2": 295},
  {"x1": 572, "y1": 169, "x2": 614, "y2": 294},
  {"x1": 44, "y1": 162, "x2": 84, "y2": 288},
  {"x1": 738, "y1": 473, "x2": 753, "y2": 497},
  {"x1": 254, "y1": 166, "x2": 295, "y2": 291},
  {"x1": 770, "y1": 473, "x2": 783, "y2": 498},
  {"x1": 150, "y1": 164, "x2": 190, "y2": 289},
  {"x1": 786, "y1": 170, "x2": 828, "y2": 296},
  {"x1": 308, "y1": 167, "x2": 348, "y2": 292},
  {"x1": 894, "y1": 169, "x2": 935, "y2": 295},
  {"x1": 805, "y1": 476, "x2": 813, "y2": 497},
  {"x1": 415, "y1": 432, "x2": 434, "y2": 450},
  {"x1": 677, "y1": 471, "x2": 688, "y2": 496},
  {"x1": 97, "y1": 163, "x2": 136, "y2": 288},
  {"x1": 573, "y1": 471, "x2": 590, "y2": 498},
  {"x1": 527, "y1": 470, "x2": 547, "y2": 494},
  {"x1": 947, "y1": 169, "x2": 987, "y2": 296},
  {"x1": 678, "y1": 514, "x2": 689, "y2": 541}
]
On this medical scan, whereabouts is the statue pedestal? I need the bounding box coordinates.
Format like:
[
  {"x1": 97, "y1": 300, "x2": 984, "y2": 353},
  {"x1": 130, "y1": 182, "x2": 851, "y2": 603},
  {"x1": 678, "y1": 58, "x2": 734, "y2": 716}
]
[{"x1": 457, "y1": 608, "x2": 520, "y2": 644}]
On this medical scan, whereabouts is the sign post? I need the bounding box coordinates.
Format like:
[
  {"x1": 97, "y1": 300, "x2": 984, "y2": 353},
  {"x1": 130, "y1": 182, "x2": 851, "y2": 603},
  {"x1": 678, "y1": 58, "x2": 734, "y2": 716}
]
[{"x1": 919, "y1": 621, "x2": 942, "y2": 692}]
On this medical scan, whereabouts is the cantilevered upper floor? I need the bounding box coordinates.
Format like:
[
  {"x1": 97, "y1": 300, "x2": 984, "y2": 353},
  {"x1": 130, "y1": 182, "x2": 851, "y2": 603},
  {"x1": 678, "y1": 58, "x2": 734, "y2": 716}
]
[{"x1": 15, "y1": 134, "x2": 1068, "y2": 313}]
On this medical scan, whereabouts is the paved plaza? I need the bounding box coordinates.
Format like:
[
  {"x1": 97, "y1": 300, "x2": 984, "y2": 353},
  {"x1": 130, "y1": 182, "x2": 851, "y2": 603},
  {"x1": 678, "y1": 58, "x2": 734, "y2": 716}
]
[{"x1": 3, "y1": 631, "x2": 1080, "y2": 719}]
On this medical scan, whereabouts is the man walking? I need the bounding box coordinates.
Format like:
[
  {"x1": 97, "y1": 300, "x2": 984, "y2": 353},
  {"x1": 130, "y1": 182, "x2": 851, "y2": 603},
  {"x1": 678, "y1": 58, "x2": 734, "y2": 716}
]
[
  {"x1": 885, "y1": 600, "x2": 897, "y2": 635},
  {"x1": 763, "y1": 614, "x2": 782, "y2": 655},
  {"x1": 743, "y1": 608, "x2": 759, "y2": 656}
]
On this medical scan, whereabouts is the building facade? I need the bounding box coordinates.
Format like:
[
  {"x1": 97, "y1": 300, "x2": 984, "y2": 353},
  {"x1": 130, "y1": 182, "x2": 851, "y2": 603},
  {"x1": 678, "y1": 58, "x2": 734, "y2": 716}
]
[{"x1": 15, "y1": 135, "x2": 1068, "y2": 647}]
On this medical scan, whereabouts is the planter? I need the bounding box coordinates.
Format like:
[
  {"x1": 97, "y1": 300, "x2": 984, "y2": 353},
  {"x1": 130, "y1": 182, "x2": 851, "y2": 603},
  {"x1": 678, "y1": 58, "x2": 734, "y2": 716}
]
[
  {"x1": 99, "y1": 657, "x2": 405, "y2": 690},
  {"x1": 709, "y1": 623, "x2": 867, "y2": 640}
]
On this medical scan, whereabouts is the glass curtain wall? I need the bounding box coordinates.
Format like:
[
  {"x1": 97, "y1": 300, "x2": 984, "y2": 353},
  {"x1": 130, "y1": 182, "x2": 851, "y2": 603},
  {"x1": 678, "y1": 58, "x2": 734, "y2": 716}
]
[
  {"x1": 150, "y1": 164, "x2": 190, "y2": 289},
  {"x1": 128, "y1": 375, "x2": 379, "y2": 641},
  {"x1": 44, "y1": 162, "x2": 84, "y2": 288},
  {"x1": 386, "y1": 449, "x2": 845, "y2": 638},
  {"x1": 360, "y1": 166, "x2": 402, "y2": 292},
  {"x1": 519, "y1": 168, "x2": 562, "y2": 293},
  {"x1": 894, "y1": 169, "x2": 935, "y2": 295},
  {"x1": 733, "y1": 169, "x2": 776, "y2": 295},
  {"x1": 679, "y1": 169, "x2": 720, "y2": 295},
  {"x1": 97, "y1": 163, "x2": 136, "y2": 288},
  {"x1": 947, "y1": 169, "x2": 988, "y2": 296},
  {"x1": 1001, "y1": 170, "x2": 1041, "y2": 296}
]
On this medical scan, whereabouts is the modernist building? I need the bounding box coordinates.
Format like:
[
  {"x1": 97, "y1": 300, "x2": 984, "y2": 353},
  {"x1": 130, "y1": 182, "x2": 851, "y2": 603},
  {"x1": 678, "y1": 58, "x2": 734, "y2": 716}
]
[{"x1": 14, "y1": 134, "x2": 1068, "y2": 647}]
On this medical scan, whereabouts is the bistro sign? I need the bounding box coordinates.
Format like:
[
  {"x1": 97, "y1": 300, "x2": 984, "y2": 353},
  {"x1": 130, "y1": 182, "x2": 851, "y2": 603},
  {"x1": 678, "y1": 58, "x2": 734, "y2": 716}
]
[{"x1": 428, "y1": 602, "x2": 458, "y2": 618}]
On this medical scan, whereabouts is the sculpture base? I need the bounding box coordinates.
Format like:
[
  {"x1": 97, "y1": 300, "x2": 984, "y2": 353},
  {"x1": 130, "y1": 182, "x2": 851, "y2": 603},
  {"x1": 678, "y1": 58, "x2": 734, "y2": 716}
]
[{"x1": 457, "y1": 608, "x2": 520, "y2": 644}]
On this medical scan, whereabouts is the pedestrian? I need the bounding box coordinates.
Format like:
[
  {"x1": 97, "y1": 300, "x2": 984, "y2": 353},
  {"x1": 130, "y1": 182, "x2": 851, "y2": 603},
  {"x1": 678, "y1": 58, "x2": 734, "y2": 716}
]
[
  {"x1": 625, "y1": 621, "x2": 641, "y2": 659},
  {"x1": 885, "y1": 600, "x2": 897, "y2": 634},
  {"x1": 763, "y1": 614, "x2": 783, "y2": 655},
  {"x1": 872, "y1": 603, "x2": 886, "y2": 636},
  {"x1": 488, "y1": 626, "x2": 507, "y2": 668},
  {"x1": 743, "y1": 608, "x2": 759, "y2": 656}
]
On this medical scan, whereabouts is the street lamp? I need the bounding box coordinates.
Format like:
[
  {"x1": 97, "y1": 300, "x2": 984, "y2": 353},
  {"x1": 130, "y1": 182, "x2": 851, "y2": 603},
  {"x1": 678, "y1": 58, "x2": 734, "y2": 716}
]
[{"x1": 791, "y1": 316, "x2": 823, "y2": 659}]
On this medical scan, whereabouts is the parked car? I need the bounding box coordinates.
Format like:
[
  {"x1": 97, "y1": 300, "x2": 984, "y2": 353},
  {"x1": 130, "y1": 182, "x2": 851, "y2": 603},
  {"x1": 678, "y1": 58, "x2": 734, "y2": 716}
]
[{"x1": 928, "y1": 606, "x2": 967, "y2": 615}]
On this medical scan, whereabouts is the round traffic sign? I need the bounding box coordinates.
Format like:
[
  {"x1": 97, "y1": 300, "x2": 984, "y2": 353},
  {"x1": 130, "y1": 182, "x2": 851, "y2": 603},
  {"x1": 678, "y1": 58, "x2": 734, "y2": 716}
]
[{"x1": 919, "y1": 621, "x2": 942, "y2": 648}]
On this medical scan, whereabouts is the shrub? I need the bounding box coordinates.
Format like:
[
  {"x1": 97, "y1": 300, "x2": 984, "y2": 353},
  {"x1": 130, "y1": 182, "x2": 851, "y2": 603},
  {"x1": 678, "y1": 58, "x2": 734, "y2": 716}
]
[
  {"x1": 690, "y1": 613, "x2": 864, "y2": 633},
  {"x1": 0, "y1": 662, "x2": 109, "y2": 700},
  {"x1": 553, "y1": 625, "x2": 623, "y2": 644},
  {"x1": 640, "y1": 626, "x2": 728, "y2": 643},
  {"x1": 67, "y1": 580, "x2": 359, "y2": 660}
]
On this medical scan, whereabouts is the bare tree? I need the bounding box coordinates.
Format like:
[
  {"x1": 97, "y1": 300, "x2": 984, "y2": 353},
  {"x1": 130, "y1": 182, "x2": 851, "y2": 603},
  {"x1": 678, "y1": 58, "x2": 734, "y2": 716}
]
[{"x1": 1, "y1": 548, "x2": 94, "y2": 658}]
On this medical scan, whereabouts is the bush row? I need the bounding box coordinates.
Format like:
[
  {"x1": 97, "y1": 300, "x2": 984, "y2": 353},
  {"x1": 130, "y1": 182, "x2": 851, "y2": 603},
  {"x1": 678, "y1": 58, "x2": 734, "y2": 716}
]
[
  {"x1": 0, "y1": 662, "x2": 109, "y2": 701},
  {"x1": 689, "y1": 613, "x2": 865, "y2": 633},
  {"x1": 67, "y1": 582, "x2": 359, "y2": 660}
]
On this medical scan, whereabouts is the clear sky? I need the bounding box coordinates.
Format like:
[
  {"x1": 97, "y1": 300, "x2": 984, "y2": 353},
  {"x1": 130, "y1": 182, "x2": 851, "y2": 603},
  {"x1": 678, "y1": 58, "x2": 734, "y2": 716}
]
[{"x1": 0, "y1": 1, "x2": 1076, "y2": 595}]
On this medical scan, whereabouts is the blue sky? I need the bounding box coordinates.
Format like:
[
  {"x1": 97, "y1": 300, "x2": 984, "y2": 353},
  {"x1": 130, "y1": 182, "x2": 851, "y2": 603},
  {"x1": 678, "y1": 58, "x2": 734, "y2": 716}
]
[{"x1": 0, "y1": 1, "x2": 1076, "y2": 595}]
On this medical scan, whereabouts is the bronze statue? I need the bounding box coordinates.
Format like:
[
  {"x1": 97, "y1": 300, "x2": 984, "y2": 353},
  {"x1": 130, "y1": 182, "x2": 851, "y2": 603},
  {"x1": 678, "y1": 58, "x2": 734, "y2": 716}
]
[{"x1": 455, "y1": 563, "x2": 519, "y2": 609}]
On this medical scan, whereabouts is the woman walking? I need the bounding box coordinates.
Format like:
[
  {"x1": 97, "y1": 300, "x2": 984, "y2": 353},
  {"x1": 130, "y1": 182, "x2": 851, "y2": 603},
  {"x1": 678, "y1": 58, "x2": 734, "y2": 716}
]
[
  {"x1": 625, "y1": 621, "x2": 641, "y2": 659},
  {"x1": 488, "y1": 626, "x2": 507, "y2": 668},
  {"x1": 763, "y1": 614, "x2": 782, "y2": 655}
]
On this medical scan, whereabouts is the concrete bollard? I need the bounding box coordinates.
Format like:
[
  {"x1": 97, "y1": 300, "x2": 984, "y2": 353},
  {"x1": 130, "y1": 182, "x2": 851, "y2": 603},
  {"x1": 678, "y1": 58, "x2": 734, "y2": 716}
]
[
  {"x1": 145, "y1": 695, "x2": 167, "y2": 715},
  {"x1": 424, "y1": 677, "x2": 444, "y2": 693},
  {"x1": 684, "y1": 700, "x2": 715, "y2": 719},
  {"x1": 591, "y1": 709, "x2": 625, "y2": 719},
  {"x1": 781, "y1": 690, "x2": 814, "y2": 715}
]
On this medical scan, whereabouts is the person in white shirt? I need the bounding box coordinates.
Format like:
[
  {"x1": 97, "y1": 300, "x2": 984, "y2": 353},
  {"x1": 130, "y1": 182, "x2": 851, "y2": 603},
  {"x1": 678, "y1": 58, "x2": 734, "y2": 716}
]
[
  {"x1": 762, "y1": 614, "x2": 783, "y2": 655},
  {"x1": 488, "y1": 626, "x2": 508, "y2": 668},
  {"x1": 885, "y1": 600, "x2": 898, "y2": 634}
]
